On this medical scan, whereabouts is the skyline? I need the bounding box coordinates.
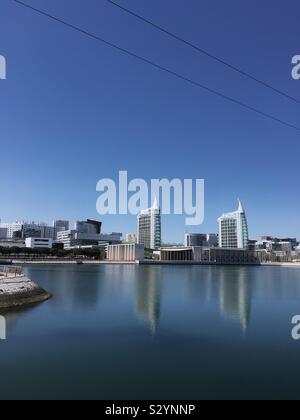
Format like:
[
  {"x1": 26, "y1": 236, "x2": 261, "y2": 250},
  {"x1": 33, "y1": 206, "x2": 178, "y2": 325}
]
[
  {"x1": 0, "y1": 196, "x2": 298, "y2": 244},
  {"x1": 1, "y1": 0, "x2": 300, "y2": 242}
]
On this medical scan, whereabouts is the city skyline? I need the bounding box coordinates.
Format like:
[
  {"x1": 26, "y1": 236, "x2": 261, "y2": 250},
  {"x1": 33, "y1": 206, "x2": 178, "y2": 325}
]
[{"x1": 0, "y1": 196, "x2": 299, "y2": 245}]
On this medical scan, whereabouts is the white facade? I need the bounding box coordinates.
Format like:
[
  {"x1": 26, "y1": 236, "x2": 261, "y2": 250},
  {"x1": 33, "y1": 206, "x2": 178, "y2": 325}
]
[
  {"x1": 218, "y1": 200, "x2": 249, "y2": 249},
  {"x1": 56, "y1": 230, "x2": 75, "y2": 249},
  {"x1": 53, "y1": 220, "x2": 69, "y2": 239},
  {"x1": 57, "y1": 229, "x2": 122, "y2": 249},
  {"x1": 25, "y1": 237, "x2": 53, "y2": 249},
  {"x1": 137, "y1": 198, "x2": 161, "y2": 250},
  {"x1": 107, "y1": 243, "x2": 145, "y2": 261},
  {"x1": 0, "y1": 222, "x2": 23, "y2": 239}
]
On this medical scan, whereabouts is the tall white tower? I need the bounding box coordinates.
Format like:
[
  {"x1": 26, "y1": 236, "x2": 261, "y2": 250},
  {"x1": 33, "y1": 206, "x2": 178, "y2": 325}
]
[
  {"x1": 137, "y1": 198, "x2": 161, "y2": 250},
  {"x1": 218, "y1": 200, "x2": 249, "y2": 249}
]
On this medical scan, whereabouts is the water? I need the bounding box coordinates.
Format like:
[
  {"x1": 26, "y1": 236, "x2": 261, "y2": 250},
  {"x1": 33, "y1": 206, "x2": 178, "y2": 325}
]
[{"x1": 0, "y1": 264, "x2": 300, "y2": 400}]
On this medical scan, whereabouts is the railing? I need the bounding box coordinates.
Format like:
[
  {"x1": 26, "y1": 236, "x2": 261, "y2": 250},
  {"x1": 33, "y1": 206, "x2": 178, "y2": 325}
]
[{"x1": 0, "y1": 265, "x2": 23, "y2": 277}]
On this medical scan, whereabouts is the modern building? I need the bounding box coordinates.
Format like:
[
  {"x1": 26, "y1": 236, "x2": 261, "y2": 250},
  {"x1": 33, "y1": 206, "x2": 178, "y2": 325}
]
[
  {"x1": 107, "y1": 243, "x2": 145, "y2": 262},
  {"x1": 184, "y1": 233, "x2": 219, "y2": 247},
  {"x1": 56, "y1": 219, "x2": 121, "y2": 249},
  {"x1": 184, "y1": 233, "x2": 206, "y2": 247},
  {"x1": 160, "y1": 246, "x2": 261, "y2": 264},
  {"x1": 25, "y1": 238, "x2": 53, "y2": 249},
  {"x1": 56, "y1": 219, "x2": 100, "y2": 249},
  {"x1": 200, "y1": 248, "x2": 260, "y2": 264},
  {"x1": 56, "y1": 230, "x2": 75, "y2": 249},
  {"x1": 57, "y1": 219, "x2": 102, "y2": 249},
  {"x1": 0, "y1": 221, "x2": 55, "y2": 240},
  {"x1": 137, "y1": 198, "x2": 161, "y2": 250},
  {"x1": 260, "y1": 237, "x2": 298, "y2": 251},
  {"x1": 161, "y1": 247, "x2": 194, "y2": 261},
  {"x1": 53, "y1": 220, "x2": 69, "y2": 239},
  {"x1": 99, "y1": 233, "x2": 122, "y2": 243},
  {"x1": 56, "y1": 230, "x2": 99, "y2": 249},
  {"x1": 218, "y1": 200, "x2": 249, "y2": 249},
  {"x1": 0, "y1": 222, "x2": 24, "y2": 239}
]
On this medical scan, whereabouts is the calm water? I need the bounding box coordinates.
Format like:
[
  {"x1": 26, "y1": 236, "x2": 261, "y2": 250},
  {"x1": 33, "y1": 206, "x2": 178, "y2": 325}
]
[{"x1": 1, "y1": 264, "x2": 300, "y2": 400}]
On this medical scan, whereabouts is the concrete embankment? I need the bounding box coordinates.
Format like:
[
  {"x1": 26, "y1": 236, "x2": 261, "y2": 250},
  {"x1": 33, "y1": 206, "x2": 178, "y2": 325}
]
[
  {"x1": 0, "y1": 275, "x2": 51, "y2": 309},
  {"x1": 10, "y1": 260, "x2": 136, "y2": 265}
]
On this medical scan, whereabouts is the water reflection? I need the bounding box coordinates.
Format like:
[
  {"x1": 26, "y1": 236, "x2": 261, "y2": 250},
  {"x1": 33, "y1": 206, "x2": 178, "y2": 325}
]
[
  {"x1": 186, "y1": 266, "x2": 218, "y2": 303},
  {"x1": 23, "y1": 265, "x2": 300, "y2": 337},
  {"x1": 71, "y1": 269, "x2": 103, "y2": 307},
  {"x1": 135, "y1": 267, "x2": 162, "y2": 334},
  {"x1": 219, "y1": 267, "x2": 252, "y2": 332},
  {"x1": 134, "y1": 265, "x2": 253, "y2": 333}
]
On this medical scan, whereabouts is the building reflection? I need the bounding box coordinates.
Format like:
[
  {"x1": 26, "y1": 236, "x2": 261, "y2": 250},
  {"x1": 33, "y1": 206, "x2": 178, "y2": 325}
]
[
  {"x1": 219, "y1": 267, "x2": 253, "y2": 332},
  {"x1": 135, "y1": 266, "x2": 162, "y2": 335},
  {"x1": 185, "y1": 266, "x2": 217, "y2": 303}
]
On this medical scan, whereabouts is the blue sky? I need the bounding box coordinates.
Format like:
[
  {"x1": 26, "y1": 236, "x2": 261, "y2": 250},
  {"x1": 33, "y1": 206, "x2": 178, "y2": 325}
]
[{"x1": 1, "y1": 0, "x2": 300, "y2": 242}]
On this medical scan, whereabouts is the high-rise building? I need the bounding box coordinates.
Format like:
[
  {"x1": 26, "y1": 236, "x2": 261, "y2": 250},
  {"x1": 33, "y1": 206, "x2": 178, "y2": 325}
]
[
  {"x1": 218, "y1": 200, "x2": 249, "y2": 249},
  {"x1": 137, "y1": 198, "x2": 161, "y2": 250},
  {"x1": 0, "y1": 222, "x2": 24, "y2": 239},
  {"x1": 57, "y1": 219, "x2": 102, "y2": 249}
]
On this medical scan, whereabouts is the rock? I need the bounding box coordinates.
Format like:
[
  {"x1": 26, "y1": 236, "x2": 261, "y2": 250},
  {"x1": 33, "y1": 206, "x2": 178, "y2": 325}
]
[{"x1": 0, "y1": 276, "x2": 51, "y2": 309}]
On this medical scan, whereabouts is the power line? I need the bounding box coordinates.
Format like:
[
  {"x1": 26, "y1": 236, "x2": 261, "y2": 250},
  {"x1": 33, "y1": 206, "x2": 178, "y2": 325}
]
[
  {"x1": 105, "y1": 0, "x2": 300, "y2": 105},
  {"x1": 13, "y1": 0, "x2": 300, "y2": 133}
]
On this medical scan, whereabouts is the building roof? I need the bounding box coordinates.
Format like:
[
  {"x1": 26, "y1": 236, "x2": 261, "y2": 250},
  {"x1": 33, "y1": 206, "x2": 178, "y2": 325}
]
[
  {"x1": 151, "y1": 196, "x2": 160, "y2": 210},
  {"x1": 237, "y1": 199, "x2": 245, "y2": 213},
  {"x1": 218, "y1": 199, "x2": 246, "y2": 220}
]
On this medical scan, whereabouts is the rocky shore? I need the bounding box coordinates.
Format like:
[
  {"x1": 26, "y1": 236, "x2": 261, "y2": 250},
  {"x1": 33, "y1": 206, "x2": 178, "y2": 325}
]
[{"x1": 0, "y1": 275, "x2": 51, "y2": 309}]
